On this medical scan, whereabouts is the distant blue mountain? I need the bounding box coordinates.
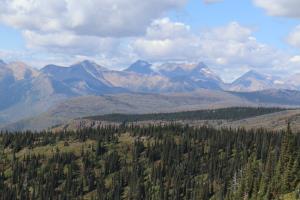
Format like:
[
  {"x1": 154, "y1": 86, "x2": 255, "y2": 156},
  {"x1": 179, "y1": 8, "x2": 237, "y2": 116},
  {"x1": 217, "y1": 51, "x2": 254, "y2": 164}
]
[
  {"x1": 228, "y1": 70, "x2": 279, "y2": 92},
  {"x1": 157, "y1": 62, "x2": 223, "y2": 90},
  {"x1": 42, "y1": 60, "x2": 126, "y2": 95},
  {"x1": 1, "y1": 58, "x2": 300, "y2": 128},
  {"x1": 0, "y1": 60, "x2": 6, "y2": 66},
  {"x1": 124, "y1": 60, "x2": 155, "y2": 75}
]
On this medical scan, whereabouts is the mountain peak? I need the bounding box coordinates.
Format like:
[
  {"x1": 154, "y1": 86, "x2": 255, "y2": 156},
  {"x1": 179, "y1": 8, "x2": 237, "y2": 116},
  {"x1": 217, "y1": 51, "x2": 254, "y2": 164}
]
[
  {"x1": 195, "y1": 62, "x2": 208, "y2": 69},
  {"x1": 229, "y1": 70, "x2": 276, "y2": 92},
  {"x1": 6, "y1": 62, "x2": 39, "y2": 80},
  {"x1": 79, "y1": 60, "x2": 96, "y2": 66},
  {"x1": 240, "y1": 70, "x2": 272, "y2": 81},
  {"x1": 71, "y1": 60, "x2": 108, "y2": 72},
  {"x1": 72, "y1": 60, "x2": 96, "y2": 67},
  {"x1": 125, "y1": 60, "x2": 154, "y2": 74},
  {"x1": 133, "y1": 60, "x2": 150, "y2": 67},
  {"x1": 244, "y1": 70, "x2": 261, "y2": 76}
]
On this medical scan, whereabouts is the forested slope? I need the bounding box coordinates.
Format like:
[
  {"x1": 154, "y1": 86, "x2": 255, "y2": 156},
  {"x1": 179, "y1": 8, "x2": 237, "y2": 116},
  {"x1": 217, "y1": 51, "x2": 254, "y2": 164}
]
[
  {"x1": 0, "y1": 124, "x2": 299, "y2": 199},
  {"x1": 85, "y1": 107, "x2": 285, "y2": 122}
]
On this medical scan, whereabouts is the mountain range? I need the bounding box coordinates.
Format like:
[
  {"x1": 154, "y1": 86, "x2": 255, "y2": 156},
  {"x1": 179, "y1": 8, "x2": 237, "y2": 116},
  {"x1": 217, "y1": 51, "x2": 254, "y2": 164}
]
[{"x1": 1, "y1": 58, "x2": 300, "y2": 130}]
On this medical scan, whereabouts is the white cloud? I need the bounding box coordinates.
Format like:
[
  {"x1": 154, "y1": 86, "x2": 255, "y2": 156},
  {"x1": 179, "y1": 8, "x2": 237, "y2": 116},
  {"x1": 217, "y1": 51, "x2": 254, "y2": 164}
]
[
  {"x1": 132, "y1": 20, "x2": 259, "y2": 64},
  {"x1": 253, "y1": 0, "x2": 300, "y2": 18},
  {"x1": 0, "y1": 49, "x2": 35, "y2": 62},
  {"x1": 131, "y1": 19, "x2": 300, "y2": 80},
  {"x1": 290, "y1": 55, "x2": 300, "y2": 63},
  {"x1": 201, "y1": 22, "x2": 252, "y2": 42},
  {"x1": 287, "y1": 25, "x2": 300, "y2": 48},
  {"x1": 0, "y1": 0, "x2": 186, "y2": 37},
  {"x1": 0, "y1": 0, "x2": 299, "y2": 81},
  {"x1": 253, "y1": 0, "x2": 300, "y2": 59},
  {"x1": 145, "y1": 18, "x2": 191, "y2": 40},
  {"x1": 132, "y1": 18, "x2": 198, "y2": 60},
  {"x1": 0, "y1": 0, "x2": 187, "y2": 66},
  {"x1": 22, "y1": 30, "x2": 123, "y2": 56}
]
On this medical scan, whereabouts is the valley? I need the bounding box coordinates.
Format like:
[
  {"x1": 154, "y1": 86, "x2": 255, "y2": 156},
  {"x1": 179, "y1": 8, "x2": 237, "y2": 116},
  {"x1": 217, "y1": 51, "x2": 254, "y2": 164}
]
[
  {"x1": 52, "y1": 107, "x2": 300, "y2": 133},
  {"x1": 1, "y1": 60, "x2": 300, "y2": 200},
  {"x1": 2, "y1": 1, "x2": 300, "y2": 199}
]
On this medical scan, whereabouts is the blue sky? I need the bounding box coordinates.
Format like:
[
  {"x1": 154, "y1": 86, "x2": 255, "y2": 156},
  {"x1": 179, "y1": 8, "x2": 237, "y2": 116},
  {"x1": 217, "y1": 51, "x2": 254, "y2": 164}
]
[
  {"x1": 0, "y1": 25, "x2": 24, "y2": 50},
  {"x1": 174, "y1": 0, "x2": 298, "y2": 50},
  {"x1": 2, "y1": 0, "x2": 297, "y2": 51},
  {"x1": 0, "y1": 0, "x2": 300, "y2": 81}
]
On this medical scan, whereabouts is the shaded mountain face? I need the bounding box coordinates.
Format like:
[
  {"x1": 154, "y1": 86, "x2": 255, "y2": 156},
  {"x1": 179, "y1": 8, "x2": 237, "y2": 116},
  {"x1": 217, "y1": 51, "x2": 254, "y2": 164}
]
[
  {"x1": 0, "y1": 60, "x2": 6, "y2": 67},
  {"x1": 103, "y1": 61, "x2": 224, "y2": 92},
  {"x1": 0, "y1": 61, "x2": 12, "y2": 82},
  {"x1": 231, "y1": 89, "x2": 300, "y2": 106},
  {"x1": 0, "y1": 59, "x2": 226, "y2": 126},
  {"x1": 228, "y1": 70, "x2": 279, "y2": 92},
  {"x1": 0, "y1": 59, "x2": 131, "y2": 124},
  {"x1": 0, "y1": 68, "x2": 72, "y2": 125},
  {"x1": 6, "y1": 88, "x2": 300, "y2": 131},
  {"x1": 2, "y1": 58, "x2": 300, "y2": 129},
  {"x1": 42, "y1": 60, "x2": 126, "y2": 95},
  {"x1": 102, "y1": 70, "x2": 179, "y2": 93},
  {"x1": 105, "y1": 61, "x2": 176, "y2": 93},
  {"x1": 2, "y1": 90, "x2": 255, "y2": 131},
  {"x1": 7, "y1": 62, "x2": 39, "y2": 80},
  {"x1": 124, "y1": 60, "x2": 155, "y2": 75},
  {"x1": 0, "y1": 61, "x2": 41, "y2": 110},
  {"x1": 0, "y1": 61, "x2": 39, "y2": 81},
  {"x1": 157, "y1": 62, "x2": 223, "y2": 90}
]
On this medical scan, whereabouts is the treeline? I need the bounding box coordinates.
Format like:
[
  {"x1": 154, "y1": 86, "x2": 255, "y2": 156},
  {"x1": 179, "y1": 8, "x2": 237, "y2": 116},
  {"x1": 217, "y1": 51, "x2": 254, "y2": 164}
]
[
  {"x1": 84, "y1": 107, "x2": 285, "y2": 122},
  {"x1": 0, "y1": 124, "x2": 299, "y2": 199}
]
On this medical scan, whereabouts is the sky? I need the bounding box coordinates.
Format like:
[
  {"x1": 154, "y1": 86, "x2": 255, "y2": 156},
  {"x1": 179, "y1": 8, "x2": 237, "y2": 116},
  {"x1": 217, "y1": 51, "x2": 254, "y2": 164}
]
[{"x1": 0, "y1": 0, "x2": 300, "y2": 82}]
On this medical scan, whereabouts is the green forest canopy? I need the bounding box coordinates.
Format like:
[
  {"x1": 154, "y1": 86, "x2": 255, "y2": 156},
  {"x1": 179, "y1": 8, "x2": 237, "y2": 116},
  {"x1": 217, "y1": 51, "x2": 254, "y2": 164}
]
[
  {"x1": 0, "y1": 123, "x2": 299, "y2": 199},
  {"x1": 84, "y1": 107, "x2": 286, "y2": 122}
]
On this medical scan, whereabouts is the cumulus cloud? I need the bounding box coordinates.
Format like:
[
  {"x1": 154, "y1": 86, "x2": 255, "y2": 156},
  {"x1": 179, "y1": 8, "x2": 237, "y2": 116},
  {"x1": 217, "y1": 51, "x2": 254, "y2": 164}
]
[
  {"x1": 253, "y1": 0, "x2": 300, "y2": 18},
  {"x1": 198, "y1": 23, "x2": 287, "y2": 69},
  {"x1": 201, "y1": 22, "x2": 252, "y2": 42},
  {"x1": 132, "y1": 18, "x2": 198, "y2": 60},
  {"x1": 287, "y1": 26, "x2": 300, "y2": 48},
  {"x1": 132, "y1": 20, "x2": 262, "y2": 64},
  {"x1": 0, "y1": 0, "x2": 186, "y2": 37},
  {"x1": 253, "y1": 0, "x2": 300, "y2": 54},
  {"x1": 0, "y1": 0, "x2": 299, "y2": 81},
  {"x1": 22, "y1": 30, "x2": 123, "y2": 56},
  {"x1": 290, "y1": 55, "x2": 300, "y2": 63},
  {"x1": 131, "y1": 19, "x2": 299, "y2": 80},
  {"x1": 0, "y1": 0, "x2": 188, "y2": 66}
]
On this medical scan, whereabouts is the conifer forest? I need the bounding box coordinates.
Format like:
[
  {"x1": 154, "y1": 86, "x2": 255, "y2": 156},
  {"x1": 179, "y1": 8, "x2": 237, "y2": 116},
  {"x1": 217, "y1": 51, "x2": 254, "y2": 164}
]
[{"x1": 0, "y1": 122, "x2": 299, "y2": 199}]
